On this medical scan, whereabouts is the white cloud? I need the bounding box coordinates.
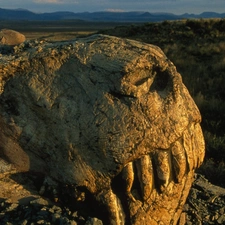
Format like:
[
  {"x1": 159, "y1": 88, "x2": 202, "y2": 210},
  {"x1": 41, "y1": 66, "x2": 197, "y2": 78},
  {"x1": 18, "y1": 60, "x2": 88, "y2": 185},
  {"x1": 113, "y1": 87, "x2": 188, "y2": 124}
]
[
  {"x1": 105, "y1": 8, "x2": 125, "y2": 12},
  {"x1": 34, "y1": 0, "x2": 62, "y2": 3},
  {"x1": 34, "y1": 0, "x2": 78, "y2": 4}
]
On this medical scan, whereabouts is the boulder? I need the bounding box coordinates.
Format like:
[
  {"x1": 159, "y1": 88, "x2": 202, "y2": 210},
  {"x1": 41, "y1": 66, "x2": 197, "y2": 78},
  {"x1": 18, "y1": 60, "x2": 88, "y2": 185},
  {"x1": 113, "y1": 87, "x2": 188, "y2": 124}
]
[
  {"x1": 0, "y1": 35, "x2": 205, "y2": 224},
  {"x1": 0, "y1": 29, "x2": 26, "y2": 46}
]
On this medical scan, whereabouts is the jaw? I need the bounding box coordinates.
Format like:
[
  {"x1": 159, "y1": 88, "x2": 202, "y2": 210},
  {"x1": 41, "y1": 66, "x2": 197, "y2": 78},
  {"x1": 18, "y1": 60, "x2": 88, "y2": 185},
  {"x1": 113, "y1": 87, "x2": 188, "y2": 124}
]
[{"x1": 98, "y1": 122, "x2": 205, "y2": 225}]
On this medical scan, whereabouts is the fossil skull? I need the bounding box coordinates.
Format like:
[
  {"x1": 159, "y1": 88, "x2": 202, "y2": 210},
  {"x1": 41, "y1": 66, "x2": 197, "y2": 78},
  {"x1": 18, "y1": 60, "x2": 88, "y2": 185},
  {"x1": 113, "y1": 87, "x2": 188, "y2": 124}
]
[{"x1": 0, "y1": 35, "x2": 205, "y2": 224}]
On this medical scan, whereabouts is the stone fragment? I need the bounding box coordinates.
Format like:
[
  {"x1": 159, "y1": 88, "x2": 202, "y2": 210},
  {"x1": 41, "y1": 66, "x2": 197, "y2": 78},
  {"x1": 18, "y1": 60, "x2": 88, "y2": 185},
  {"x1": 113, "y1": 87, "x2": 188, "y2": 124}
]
[
  {"x1": 217, "y1": 214, "x2": 225, "y2": 224},
  {"x1": 85, "y1": 217, "x2": 103, "y2": 225},
  {"x1": 30, "y1": 198, "x2": 49, "y2": 206}
]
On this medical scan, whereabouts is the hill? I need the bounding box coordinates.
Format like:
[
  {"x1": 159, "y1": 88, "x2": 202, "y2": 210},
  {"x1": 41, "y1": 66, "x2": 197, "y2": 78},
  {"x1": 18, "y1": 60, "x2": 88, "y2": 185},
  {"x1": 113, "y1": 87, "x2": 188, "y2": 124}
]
[{"x1": 0, "y1": 8, "x2": 225, "y2": 22}]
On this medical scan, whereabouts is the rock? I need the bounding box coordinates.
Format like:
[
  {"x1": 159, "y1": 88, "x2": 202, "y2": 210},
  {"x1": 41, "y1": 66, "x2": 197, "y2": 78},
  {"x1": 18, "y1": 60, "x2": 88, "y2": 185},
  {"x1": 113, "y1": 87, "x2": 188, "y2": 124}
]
[
  {"x1": 183, "y1": 174, "x2": 225, "y2": 225},
  {"x1": 85, "y1": 217, "x2": 103, "y2": 225},
  {"x1": 218, "y1": 215, "x2": 225, "y2": 224},
  {"x1": 29, "y1": 198, "x2": 50, "y2": 207},
  {"x1": 0, "y1": 29, "x2": 26, "y2": 46},
  {"x1": 0, "y1": 34, "x2": 205, "y2": 224}
]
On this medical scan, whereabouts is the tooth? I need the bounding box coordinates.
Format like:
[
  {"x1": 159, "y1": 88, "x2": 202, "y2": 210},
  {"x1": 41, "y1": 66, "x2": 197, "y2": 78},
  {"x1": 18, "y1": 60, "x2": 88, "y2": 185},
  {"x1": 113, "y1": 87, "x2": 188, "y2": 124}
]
[
  {"x1": 171, "y1": 140, "x2": 187, "y2": 183},
  {"x1": 135, "y1": 155, "x2": 153, "y2": 201},
  {"x1": 155, "y1": 150, "x2": 170, "y2": 190},
  {"x1": 192, "y1": 123, "x2": 205, "y2": 168},
  {"x1": 191, "y1": 127, "x2": 198, "y2": 170},
  {"x1": 122, "y1": 162, "x2": 136, "y2": 202},
  {"x1": 183, "y1": 128, "x2": 194, "y2": 171},
  {"x1": 97, "y1": 189, "x2": 125, "y2": 225}
]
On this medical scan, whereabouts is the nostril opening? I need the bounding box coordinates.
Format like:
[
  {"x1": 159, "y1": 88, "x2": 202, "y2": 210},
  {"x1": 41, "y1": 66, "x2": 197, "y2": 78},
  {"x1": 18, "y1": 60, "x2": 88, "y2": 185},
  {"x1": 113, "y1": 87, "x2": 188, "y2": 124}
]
[
  {"x1": 150, "y1": 67, "x2": 170, "y2": 93},
  {"x1": 134, "y1": 77, "x2": 149, "y2": 86}
]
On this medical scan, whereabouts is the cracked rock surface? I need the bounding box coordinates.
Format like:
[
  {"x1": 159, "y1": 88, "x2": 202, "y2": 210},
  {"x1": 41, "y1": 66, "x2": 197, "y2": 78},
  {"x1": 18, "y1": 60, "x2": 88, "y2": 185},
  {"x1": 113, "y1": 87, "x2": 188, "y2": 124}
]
[{"x1": 0, "y1": 35, "x2": 205, "y2": 224}]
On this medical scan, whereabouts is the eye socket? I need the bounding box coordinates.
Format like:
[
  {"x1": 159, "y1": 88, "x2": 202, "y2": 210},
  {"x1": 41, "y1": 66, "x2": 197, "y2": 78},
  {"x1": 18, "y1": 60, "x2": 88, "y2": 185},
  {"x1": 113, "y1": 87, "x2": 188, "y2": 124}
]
[{"x1": 150, "y1": 67, "x2": 172, "y2": 98}]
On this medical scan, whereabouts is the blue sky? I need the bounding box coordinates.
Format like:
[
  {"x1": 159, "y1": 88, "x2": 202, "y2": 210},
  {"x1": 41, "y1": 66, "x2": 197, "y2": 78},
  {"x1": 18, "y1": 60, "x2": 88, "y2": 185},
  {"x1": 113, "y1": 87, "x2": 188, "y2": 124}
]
[{"x1": 0, "y1": 0, "x2": 225, "y2": 14}]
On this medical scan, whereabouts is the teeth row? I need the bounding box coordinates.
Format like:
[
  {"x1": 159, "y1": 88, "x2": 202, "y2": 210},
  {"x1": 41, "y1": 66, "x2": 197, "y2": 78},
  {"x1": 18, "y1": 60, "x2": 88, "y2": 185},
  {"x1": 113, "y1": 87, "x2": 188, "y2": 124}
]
[
  {"x1": 121, "y1": 123, "x2": 205, "y2": 201},
  {"x1": 100, "y1": 124, "x2": 205, "y2": 225}
]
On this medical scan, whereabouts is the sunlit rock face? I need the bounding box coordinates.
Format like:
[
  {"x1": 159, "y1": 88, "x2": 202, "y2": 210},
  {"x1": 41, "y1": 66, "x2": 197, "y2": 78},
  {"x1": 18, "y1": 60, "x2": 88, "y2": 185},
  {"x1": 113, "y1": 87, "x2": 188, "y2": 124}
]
[
  {"x1": 0, "y1": 29, "x2": 25, "y2": 46},
  {"x1": 0, "y1": 35, "x2": 205, "y2": 225}
]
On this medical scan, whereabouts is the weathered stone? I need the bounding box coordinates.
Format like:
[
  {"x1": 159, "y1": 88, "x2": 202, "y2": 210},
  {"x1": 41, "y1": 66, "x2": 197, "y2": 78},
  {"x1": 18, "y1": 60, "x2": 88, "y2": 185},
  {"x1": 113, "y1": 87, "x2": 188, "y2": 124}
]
[
  {"x1": 0, "y1": 34, "x2": 205, "y2": 224},
  {"x1": 218, "y1": 214, "x2": 225, "y2": 224},
  {"x1": 0, "y1": 29, "x2": 26, "y2": 46},
  {"x1": 184, "y1": 174, "x2": 225, "y2": 225},
  {"x1": 29, "y1": 198, "x2": 49, "y2": 207},
  {"x1": 85, "y1": 217, "x2": 103, "y2": 225}
]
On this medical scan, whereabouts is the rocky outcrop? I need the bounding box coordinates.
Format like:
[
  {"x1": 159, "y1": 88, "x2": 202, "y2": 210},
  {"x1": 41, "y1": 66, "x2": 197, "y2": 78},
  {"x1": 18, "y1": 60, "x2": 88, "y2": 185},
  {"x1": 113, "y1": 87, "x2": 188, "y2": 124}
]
[
  {"x1": 181, "y1": 174, "x2": 225, "y2": 225},
  {"x1": 0, "y1": 29, "x2": 26, "y2": 46},
  {"x1": 0, "y1": 35, "x2": 205, "y2": 224}
]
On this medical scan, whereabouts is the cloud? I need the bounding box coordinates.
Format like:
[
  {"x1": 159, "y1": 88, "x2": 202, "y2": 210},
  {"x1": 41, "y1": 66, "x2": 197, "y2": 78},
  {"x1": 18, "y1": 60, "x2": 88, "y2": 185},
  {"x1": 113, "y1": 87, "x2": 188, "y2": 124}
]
[
  {"x1": 105, "y1": 8, "x2": 125, "y2": 12},
  {"x1": 34, "y1": 0, "x2": 63, "y2": 3},
  {"x1": 1, "y1": 0, "x2": 225, "y2": 14},
  {"x1": 34, "y1": 0, "x2": 78, "y2": 4}
]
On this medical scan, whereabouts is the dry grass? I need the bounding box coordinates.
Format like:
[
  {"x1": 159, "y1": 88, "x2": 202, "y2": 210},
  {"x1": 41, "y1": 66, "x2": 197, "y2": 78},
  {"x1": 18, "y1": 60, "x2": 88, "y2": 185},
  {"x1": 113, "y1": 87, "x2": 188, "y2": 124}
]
[{"x1": 23, "y1": 31, "x2": 96, "y2": 42}]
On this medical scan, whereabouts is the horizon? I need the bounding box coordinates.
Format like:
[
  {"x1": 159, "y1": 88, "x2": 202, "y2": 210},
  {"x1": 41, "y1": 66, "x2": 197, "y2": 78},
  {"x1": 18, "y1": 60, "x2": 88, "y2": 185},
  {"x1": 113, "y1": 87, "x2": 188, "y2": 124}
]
[
  {"x1": 0, "y1": 0, "x2": 225, "y2": 15},
  {"x1": 1, "y1": 7, "x2": 225, "y2": 16}
]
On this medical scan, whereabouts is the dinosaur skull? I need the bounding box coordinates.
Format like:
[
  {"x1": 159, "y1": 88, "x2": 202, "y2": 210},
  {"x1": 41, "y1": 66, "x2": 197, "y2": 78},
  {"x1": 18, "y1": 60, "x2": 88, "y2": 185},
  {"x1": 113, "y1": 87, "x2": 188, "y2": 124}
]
[{"x1": 0, "y1": 35, "x2": 205, "y2": 224}]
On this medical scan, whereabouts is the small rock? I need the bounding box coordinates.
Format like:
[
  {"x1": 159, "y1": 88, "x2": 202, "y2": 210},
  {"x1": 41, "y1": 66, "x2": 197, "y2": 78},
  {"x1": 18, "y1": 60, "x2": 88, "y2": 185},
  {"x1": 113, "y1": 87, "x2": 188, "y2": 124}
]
[
  {"x1": 59, "y1": 217, "x2": 71, "y2": 224},
  {"x1": 48, "y1": 207, "x2": 55, "y2": 214},
  {"x1": 70, "y1": 220, "x2": 78, "y2": 225},
  {"x1": 51, "y1": 213, "x2": 61, "y2": 223},
  {"x1": 219, "y1": 206, "x2": 225, "y2": 214},
  {"x1": 85, "y1": 217, "x2": 103, "y2": 225},
  {"x1": 6, "y1": 203, "x2": 19, "y2": 211},
  {"x1": 37, "y1": 208, "x2": 49, "y2": 218},
  {"x1": 30, "y1": 198, "x2": 49, "y2": 207},
  {"x1": 217, "y1": 214, "x2": 225, "y2": 224},
  {"x1": 51, "y1": 205, "x2": 62, "y2": 213},
  {"x1": 71, "y1": 211, "x2": 78, "y2": 218},
  {"x1": 21, "y1": 220, "x2": 28, "y2": 225}
]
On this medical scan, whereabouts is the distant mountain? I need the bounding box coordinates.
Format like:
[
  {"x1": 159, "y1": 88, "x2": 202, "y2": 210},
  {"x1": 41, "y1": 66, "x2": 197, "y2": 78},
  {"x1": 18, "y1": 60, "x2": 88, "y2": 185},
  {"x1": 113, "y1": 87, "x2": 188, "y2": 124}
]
[{"x1": 0, "y1": 8, "x2": 225, "y2": 22}]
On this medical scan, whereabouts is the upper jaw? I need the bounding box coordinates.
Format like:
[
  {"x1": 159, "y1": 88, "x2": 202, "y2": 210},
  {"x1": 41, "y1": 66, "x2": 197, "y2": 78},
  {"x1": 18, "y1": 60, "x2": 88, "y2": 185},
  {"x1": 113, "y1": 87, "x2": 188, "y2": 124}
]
[{"x1": 103, "y1": 122, "x2": 205, "y2": 224}]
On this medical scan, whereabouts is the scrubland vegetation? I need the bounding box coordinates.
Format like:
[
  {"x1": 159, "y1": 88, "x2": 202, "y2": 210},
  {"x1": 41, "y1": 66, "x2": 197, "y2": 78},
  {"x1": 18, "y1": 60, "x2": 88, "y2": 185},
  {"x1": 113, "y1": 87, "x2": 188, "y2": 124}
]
[
  {"x1": 0, "y1": 20, "x2": 130, "y2": 41},
  {"x1": 101, "y1": 18, "x2": 225, "y2": 187}
]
